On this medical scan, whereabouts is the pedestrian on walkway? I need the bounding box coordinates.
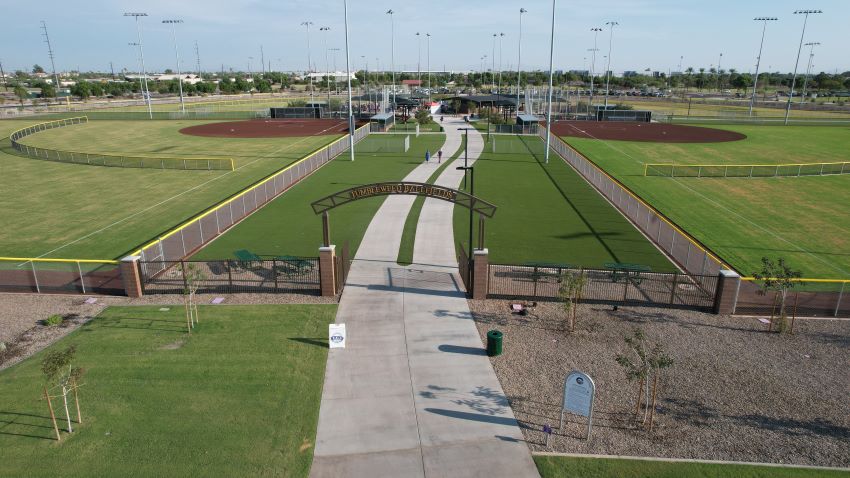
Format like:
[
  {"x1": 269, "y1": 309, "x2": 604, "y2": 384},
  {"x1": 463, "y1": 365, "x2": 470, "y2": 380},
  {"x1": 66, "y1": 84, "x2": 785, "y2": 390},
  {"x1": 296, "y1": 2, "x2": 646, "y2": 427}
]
[
  {"x1": 437, "y1": 149, "x2": 443, "y2": 163},
  {"x1": 425, "y1": 149, "x2": 431, "y2": 163}
]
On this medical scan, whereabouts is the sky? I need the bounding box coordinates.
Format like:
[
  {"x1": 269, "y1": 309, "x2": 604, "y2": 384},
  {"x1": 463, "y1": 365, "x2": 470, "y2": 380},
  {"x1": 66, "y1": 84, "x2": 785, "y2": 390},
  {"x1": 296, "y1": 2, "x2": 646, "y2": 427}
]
[{"x1": 0, "y1": 0, "x2": 846, "y2": 77}]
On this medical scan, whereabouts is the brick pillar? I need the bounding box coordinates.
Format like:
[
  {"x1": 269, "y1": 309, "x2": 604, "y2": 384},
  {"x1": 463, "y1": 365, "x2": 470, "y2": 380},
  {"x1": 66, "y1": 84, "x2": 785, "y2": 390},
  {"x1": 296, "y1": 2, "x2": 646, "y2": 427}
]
[
  {"x1": 472, "y1": 248, "x2": 489, "y2": 300},
  {"x1": 319, "y1": 245, "x2": 337, "y2": 297},
  {"x1": 713, "y1": 269, "x2": 741, "y2": 315},
  {"x1": 120, "y1": 255, "x2": 143, "y2": 298}
]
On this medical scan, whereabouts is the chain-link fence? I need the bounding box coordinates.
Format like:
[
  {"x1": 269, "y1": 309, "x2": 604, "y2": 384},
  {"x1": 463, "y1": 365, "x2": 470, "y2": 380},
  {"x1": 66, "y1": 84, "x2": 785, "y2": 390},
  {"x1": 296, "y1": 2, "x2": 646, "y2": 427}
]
[
  {"x1": 645, "y1": 162, "x2": 850, "y2": 178},
  {"x1": 0, "y1": 258, "x2": 123, "y2": 294},
  {"x1": 139, "y1": 259, "x2": 320, "y2": 295},
  {"x1": 135, "y1": 125, "x2": 370, "y2": 277}
]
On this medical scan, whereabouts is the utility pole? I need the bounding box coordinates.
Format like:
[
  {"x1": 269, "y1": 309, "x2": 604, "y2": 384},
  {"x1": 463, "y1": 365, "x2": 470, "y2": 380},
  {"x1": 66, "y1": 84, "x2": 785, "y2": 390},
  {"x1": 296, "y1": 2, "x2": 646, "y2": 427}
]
[
  {"x1": 426, "y1": 33, "x2": 432, "y2": 104},
  {"x1": 40, "y1": 21, "x2": 61, "y2": 93},
  {"x1": 603, "y1": 21, "x2": 619, "y2": 110},
  {"x1": 386, "y1": 10, "x2": 396, "y2": 114},
  {"x1": 344, "y1": 0, "x2": 355, "y2": 161},
  {"x1": 416, "y1": 32, "x2": 421, "y2": 85},
  {"x1": 194, "y1": 41, "x2": 202, "y2": 79},
  {"x1": 109, "y1": 61, "x2": 115, "y2": 80},
  {"x1": 717, "y1": 52, "x2": 723, "y2": 92},
  {"x1": 589, "y1": 27, "x2": 602, "y2": 116},
  {"x1": 260, "y1": 45, "x2": 265, "y2": 75},
  {"x1": 124, "y1": 13, "x2": 152, "y2": 119},
  {"x1": 320, "y1": 26, "x2": 331, "y2": 110},
  {"x1": 163, "y1": 19, "x2": 185, "y2": 114}
]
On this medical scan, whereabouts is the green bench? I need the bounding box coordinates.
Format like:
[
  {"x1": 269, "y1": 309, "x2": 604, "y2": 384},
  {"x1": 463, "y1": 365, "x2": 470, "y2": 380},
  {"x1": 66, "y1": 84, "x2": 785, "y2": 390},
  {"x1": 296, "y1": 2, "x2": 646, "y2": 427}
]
[
  {"x1": 604, "y1": 262, "x2": 652, "y2": 284},
  {"x1": 274, "y1": 255, "x2": 315, "y2": 276},
  {"x1": 233, "y1": 249, "x2": 263, "y2": 271}
]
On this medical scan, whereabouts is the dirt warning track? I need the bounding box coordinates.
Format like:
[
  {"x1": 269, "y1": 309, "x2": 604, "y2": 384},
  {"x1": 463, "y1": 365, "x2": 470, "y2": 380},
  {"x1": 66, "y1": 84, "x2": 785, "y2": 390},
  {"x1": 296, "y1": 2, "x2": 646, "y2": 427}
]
[
  {"x1": 179, "y1": 119, "x2": 365, "y2": 138},
  {"x1": 550, "y1": 121, "x2": 746, "y2": 143}
]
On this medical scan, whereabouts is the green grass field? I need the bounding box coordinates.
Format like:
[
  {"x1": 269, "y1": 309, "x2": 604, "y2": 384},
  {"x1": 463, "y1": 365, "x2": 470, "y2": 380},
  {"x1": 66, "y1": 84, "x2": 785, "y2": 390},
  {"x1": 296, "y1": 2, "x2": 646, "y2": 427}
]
[
  {"x1": 192, "y1": 134, "x2": 446, "y2": 259},
  {"x1": 562, "y1": 125, "x2": 850, "y2": 279},
  {"x1": 534, "y1": 455, "x2": 850, "y2": 478},
  {"x1": 453, "y1": 135, "x2": 674, "y2": 271},
  {"x1": 0, "y1": 304, "x2": 335, "y2": 477},
  {"x1": 0, "y1": 119, "x2": 338, "y2": 259}
]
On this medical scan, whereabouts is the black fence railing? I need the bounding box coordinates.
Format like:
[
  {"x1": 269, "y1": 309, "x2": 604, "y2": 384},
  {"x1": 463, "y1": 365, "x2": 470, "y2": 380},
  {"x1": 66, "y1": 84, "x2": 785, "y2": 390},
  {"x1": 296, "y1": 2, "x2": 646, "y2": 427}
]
[
  {"x1": 488, "y1": 264, "x2": 718, "y2": 311},
  {"x1": 140, "y1": 259, "x2": 320, "y2": 295}
]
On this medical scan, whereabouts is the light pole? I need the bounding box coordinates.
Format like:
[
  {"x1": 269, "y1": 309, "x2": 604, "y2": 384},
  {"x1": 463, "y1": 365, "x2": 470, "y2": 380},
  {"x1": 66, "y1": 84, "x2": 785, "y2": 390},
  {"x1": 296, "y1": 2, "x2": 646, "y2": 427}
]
[
  {"x1": 331, "y1": 48, "x2": 341, "y2": 96},
  {"x1": 589, "y1": 27, "x2": 602, "y2": 116},
  {"x1": 497, "y1": 33, "x2": 505, "y2": 97},
  {"x1": 544, "y1": 0, "x2": 556, "y2": 164},
  {"x1": 124, "y1": 12, "x2": 152, "y2": 119},
  {"x1": 785, "y1": 9, "x2": 822, "y2": 125},
  {"x1": 457, "y1": 127, "x2": 474, "y2": 288},
  {"x1": 603, "y1": 21, "x2": 618, "y2": 110},
  {"x1": 416, "y1": 32, "x2": 421, "y2": 85},
  {"x1": 162, "y1": 19, "x2": 185, "y2": 114},
  {"x1": 749, "y1": 17, "x2": 777, "y2": 117},
  {"x1": 717, "y1": 52, "x2": 723, "y2": 92},
  {"x1": 426, "y1": 33, "x2": 432, "y2": 105},
  {"x1": 344, "y1": 0, "x2": 355, "y2": 161},
  {"x1": 492, "y1": 33, "x2": 497, "y2": 92},
  {"x1": 800, "y1": 42, "x2": 820, "y2": 104},
  {"x1": 301, "y1": 21, "x2": 314, "y2": 104},
  {"x1": 386, "y1": 9, "x2": 396, "y2": 116},
  {"x1": 320, "y1": 26, "x2": 331, "y2": 110},
  {"x1": 516, "y1": 8, "x2": 527, "y2": 117},
  {"x1": 247, "y1": 57, "x2": 254, "y2": 92}
]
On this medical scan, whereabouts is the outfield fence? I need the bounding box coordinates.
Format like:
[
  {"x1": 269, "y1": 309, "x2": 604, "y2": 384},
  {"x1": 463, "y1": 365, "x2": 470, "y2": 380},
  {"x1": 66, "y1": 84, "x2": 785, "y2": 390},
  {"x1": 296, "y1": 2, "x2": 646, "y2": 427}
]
[
  {"x1": 539, "y1": 129, "x2": 728, "y2": 279},
  {"x1": 9, "y1": 116, "x2": 235, "y2": 171},
  {"x1": 0, "y1": 258, "x2": 123, "y2": 295},
  {"x1": 645, "y1": 162, "x2": 850, "y2": 178},
  {"x1": 133, "y1": 124, "x2": 370, "y2": 280},
  {"x1": 663, "y1": 115, "x2": 850, "y2": 126}
]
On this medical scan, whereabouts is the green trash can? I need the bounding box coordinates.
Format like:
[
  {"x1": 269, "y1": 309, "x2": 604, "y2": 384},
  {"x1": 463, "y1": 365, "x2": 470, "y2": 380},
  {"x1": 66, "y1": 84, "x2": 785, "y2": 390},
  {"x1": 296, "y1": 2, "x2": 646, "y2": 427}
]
[{"x1": 486, "y1": 330, "x2": 503, "y2": 357}]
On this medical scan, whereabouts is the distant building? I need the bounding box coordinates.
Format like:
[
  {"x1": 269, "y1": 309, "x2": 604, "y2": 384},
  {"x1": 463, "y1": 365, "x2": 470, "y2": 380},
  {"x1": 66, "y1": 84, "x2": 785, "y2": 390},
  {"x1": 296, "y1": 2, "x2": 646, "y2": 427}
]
[
  {"x1": 623, "y1": 71, "x2": 639, "y2": 78},
  {"x1": 569, "y1": 69, "x2": 589, "y2": 76},
  {"x1": 306, "y1": 71, "x2": 356, "y2": 82}
]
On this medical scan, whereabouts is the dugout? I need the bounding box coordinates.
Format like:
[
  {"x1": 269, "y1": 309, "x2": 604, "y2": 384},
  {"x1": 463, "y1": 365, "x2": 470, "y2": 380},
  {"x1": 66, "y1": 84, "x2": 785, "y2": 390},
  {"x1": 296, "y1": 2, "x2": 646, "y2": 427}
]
[
  {"x1": 270, "y1": 106, "x2": 322, "y2": 119},
  {"x1": 595, "y1": 106, "x2": 651, "y2": 122},
  {"x1": 369, "y1": 112, "x2": 395, "y2": 132}
]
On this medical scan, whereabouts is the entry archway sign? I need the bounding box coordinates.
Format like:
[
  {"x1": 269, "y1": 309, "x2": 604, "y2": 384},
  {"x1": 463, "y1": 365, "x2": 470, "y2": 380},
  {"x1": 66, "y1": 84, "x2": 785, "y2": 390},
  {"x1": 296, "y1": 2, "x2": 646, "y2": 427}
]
[{"x1": 311, "y1": 181, "x2": 497, "y2": 247}]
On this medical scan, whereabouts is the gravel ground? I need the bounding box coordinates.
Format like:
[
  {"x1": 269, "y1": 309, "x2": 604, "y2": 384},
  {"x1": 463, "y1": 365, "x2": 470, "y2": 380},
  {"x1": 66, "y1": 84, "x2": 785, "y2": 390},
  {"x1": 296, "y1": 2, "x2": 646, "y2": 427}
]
[
  {"x1": 469, "y1": 300, "x2": 850, "y2": 467},
  {"x1": 0, "y1": 292, "x2": 335, "y2": 371}
]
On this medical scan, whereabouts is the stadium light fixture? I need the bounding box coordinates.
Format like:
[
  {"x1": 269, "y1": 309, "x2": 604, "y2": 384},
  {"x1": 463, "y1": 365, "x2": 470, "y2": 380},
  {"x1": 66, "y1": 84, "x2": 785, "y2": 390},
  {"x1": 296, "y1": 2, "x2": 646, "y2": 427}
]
[
  {"x1": 386, "y1": 9, "x2": 396, "y2": 113},
  {"x1": 344, "y1": 0, "x2": 355, "y2": 161},
  {"x1": 589, "y1": 27, "x2": 603, "y2": 116},
  {"x1": 320, "y1": 27, "x2": 331, "y2": 108},
  {"x1": 301, "y1": 21, "x2": 314, "y2": 104},
  {"x1": 544, "y1": 0, "x2": 556, "y2": 164},
  {"x1": 124, "y1": 13, "x2": 152, "y2": 119},
  {"x1": 800, "y1": 42, "x2": 820, "y2": 104},
  {"x1": 516, "y1": 8, "x2": 527, "y2": 115},
  {"x1": 497, "y1": 33, "x2": 505, "y2": 97},
  {"x1": 603, "y1": 21, "x2": 619, "y2": 111},
  {"x1": 749, "y1": 17, "x2": 778, "y2": 117},
  {"x1": 785, "y1": 9, "x2": 822, "y2": 125},
  {"x1": 162, "y1": 19, "x2": 185, "y2": 114}
]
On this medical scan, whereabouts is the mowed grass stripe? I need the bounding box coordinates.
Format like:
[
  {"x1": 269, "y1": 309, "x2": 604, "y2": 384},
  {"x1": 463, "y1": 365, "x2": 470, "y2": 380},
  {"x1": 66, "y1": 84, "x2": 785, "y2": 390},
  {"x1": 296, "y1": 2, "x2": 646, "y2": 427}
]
[
  {"x1": 452, "y1": 135, "x2": 673, "y2": 270},
  {"x1": 0, "y1": 120, "x2": 337, "y2": 259},
  {"x1": 192, "y1": 134, "x2": 447, "y2": 260},
  {"x1": 564, "y1": 125, "x2": 850, "y2": 278},
  {"x1": 0, "y1": 304, "x2": 335, "y2": 477}
]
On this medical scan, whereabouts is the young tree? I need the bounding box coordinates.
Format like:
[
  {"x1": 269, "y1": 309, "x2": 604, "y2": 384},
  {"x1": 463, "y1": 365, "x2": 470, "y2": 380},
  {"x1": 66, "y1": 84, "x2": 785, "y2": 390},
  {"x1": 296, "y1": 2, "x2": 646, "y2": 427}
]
[
  {"x1": 41, "y1": 345, "x2": 84, "y2": 440},
  {"x1": 753, "y1": 257, "x2": 803, "y2": 333},
  {"x1": 14, "y1": 85, "x2": 28, "y2": 106},
  {"x1": 558, "y1": 270, "x2": 587, "y2": 333},
  {"x1": 182, "y1": 263, "x2": 205, "y2": 334},
  {"x1": 615, "y1": 329, "x2": 674, "y2": 431}
]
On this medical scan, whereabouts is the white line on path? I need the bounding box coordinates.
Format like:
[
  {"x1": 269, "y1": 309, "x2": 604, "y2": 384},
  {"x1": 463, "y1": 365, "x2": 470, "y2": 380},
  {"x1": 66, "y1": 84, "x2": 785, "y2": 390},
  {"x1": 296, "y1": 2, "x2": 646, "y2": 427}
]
[{"x1": 29, "y1": 123, "x2": 344, "y2": 260}]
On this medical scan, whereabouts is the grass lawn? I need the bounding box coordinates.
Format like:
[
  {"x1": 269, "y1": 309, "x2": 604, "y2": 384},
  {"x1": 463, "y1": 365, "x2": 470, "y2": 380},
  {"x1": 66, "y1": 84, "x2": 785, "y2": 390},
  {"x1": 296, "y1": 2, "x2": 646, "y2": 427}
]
[
  {"x1": 0, "y1": 304, "x2": 335, "y2": 477},
  {"x1": 453, "y1": 135, "x2": 674, "y2": 271},
  {"x1": 192, "y1": 133, "x2": 447, "y2": 260},
  {"x1": 0, "y1": 119, "x2": 337, "y2": 259},
  {"x1": 534, "y1": 455, "x2": 850, "y2": 478},
  {"x1": 563, "y1": 125, "x2": 850, "y2": 279}
]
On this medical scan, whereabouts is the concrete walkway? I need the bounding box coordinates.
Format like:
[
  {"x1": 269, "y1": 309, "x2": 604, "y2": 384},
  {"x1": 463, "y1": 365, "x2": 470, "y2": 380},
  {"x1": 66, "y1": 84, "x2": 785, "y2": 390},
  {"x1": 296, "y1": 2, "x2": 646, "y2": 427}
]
[{"x1": 310, "y1": 119, "x2": 539, "y2": 477}]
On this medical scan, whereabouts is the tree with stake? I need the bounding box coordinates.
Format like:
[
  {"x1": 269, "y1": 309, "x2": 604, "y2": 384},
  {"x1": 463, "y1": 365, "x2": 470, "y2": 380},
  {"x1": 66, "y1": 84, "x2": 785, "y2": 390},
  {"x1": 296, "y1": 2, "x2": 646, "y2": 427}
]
[
  {"x1": 753, "y1": 257, "x2": 802, "y2": 333},
  {"x1": 41, "y1": 345, "x2": 84, "y2": 440},
  {"x1": 558, "y1": 270, "x2": 587, "y2": 333},
  {"x1": 615, "y1": 329, "x2": 674, "y2": 431},
  {"x1": 182, "y1": 263, "x2": 205, "y2": 333}
]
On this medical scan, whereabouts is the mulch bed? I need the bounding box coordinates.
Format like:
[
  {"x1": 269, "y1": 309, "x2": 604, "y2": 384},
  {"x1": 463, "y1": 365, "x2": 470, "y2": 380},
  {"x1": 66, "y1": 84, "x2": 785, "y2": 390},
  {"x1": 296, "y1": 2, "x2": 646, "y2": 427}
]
[
  {"x1": 469, "y1": 299, "x2": 850, "y2": 467},
  {"x1": 550, "y1": 121, "x2": 746, "y2": 143},
  {"x1": 179, "y1": 119, "x2": 365, "y2": 138}
]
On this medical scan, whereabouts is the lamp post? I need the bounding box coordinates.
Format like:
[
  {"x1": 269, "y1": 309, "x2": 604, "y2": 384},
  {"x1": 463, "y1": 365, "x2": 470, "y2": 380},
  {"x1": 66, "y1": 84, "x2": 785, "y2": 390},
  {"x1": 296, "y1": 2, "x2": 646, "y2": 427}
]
[
  {"x1": 426, "y1": 33, "x2": 432, "y2": 105},
  {"x1": 603, "y1": 21, "x2": 618, "y2": 110},
  {"x1": 344, "y1": 0, "x2": 355, "y2": 161},
  {"x1": 785, "y1": 9, "x2": 822, "y2": 125},
  {"x1": 800, "y1": 42, "x2": 820, "y2": 104},
  {"x1": 516, "y1": 8, "x2": 527, "y2": 116},
  {"x1": 301, "y1": 21, "x2": 314, "y2": 104},
  {"x1": 544, "y1": 0, "x2": 556, "y2": 164},
  {"x1": 386, "y1": 9, "x2": 396, "y2": 116},
  {"x1": 749, "y1": 17, "x2": 777, "y2": 116},
  {"x1": 162, "y1": 19, "x2": 185, "y2": 114},
  {"x1": 320, "y1": 26, "x2": 331, "y2": 111},
  {"x1": 589, "y1": 27, "x2": 602, "y2": 117},
  {"x1": 124, "y1": 12, "x2": 152, "y2": 119},
  {"x1": 492, "y1": 33, "x2": 497, "y2": 92},
  {"x1": 416, "y1": 32, "x2": 421, "y2": 85}
]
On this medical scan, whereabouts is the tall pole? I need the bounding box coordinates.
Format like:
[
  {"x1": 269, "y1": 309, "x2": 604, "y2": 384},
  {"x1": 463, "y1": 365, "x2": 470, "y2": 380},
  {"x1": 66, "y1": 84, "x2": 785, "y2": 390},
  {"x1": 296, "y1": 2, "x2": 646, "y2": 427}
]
[
  {"x1": 544, "y1": 0, "x2": 556, "y2": 164},
  {"x1": 387, "y1": 10, "x2": 396, "y2": 115},
  {"x1": 498, "y1": 33, "x2": 505, "y2": 96},
  {"x1": 426, "y1": 33, "x2": 432, "y2": 105},
  {"x1": 603, "y1": 21, "x2": 618, "y2": 110},
  {"x1": 492, "y1": 33, "x2": 497, "y2": 92},
  {"x1": 40, "y1": 21, "x2": 60, "y2": 95},
  {"x1": 260, "y1": 45, "x2": 265, "y2": 75},
  {"x1": 0, "y1": 59, "x2": 7, "y2": 91},
  {"x1": 800, "y1": 42, "x2": 820, "y2": 104},
  {"x1": 516, "y1": 8, "x2": 527, "y2": 116},
  {"x1": 717, "y1": 52, "x2": 723, "y2": 92},
  {"x1": 785, "y1": 10, "x2": 821, "y2": 125},
  {"x1": 320, "y1": 27, "x2": 331, "y2": 110},
  {"x1": 302, "y1": 21, "x2": 314, "y2": 104},
  {"x1": 331, "y1": 48, "x2": 341, "y2": 96},
  {"x1": 589, "y1": 27, "x2": 602, "y2": 116},
  {"x1": 163, "y1": 20, "x2": 185, "y2": 114},
  {"x1": 416, "y1": 32, "x2": 421, "y2": 85},
  {"x1": 194, "y1": 41, "x2": 202, "y2": 80},
  {"x1": 344, "y1": 0, "x2": 355, "y2": 162},
  {"x1": 749, "y1": 17, "x2": 776, "y2": 117},
  {"x1": 124, "y1": 13, "x2": 152, "y2": 119}
]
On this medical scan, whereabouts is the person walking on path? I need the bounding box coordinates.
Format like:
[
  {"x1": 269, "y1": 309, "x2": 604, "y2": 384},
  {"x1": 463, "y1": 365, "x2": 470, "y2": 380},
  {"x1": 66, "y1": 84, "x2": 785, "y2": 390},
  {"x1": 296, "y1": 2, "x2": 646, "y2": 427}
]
[
  {"x1": 425, "y1": 149, "x2": 431, "y2": 163},
  {"x1": 437, "y1": 149, "x2": 443, "y2": 163}
]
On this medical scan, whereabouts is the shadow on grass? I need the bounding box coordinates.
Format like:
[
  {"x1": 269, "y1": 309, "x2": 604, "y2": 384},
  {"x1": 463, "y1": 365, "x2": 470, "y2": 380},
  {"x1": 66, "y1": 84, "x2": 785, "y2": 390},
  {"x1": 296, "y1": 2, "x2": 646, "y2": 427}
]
[
  {"x1": 0, "y1": 411, "x2": 62, "y2": 440},
  {"x1": 288, "y1": 337, "x2": 328, "y2": 348},
  {"x1": 95, "y1": 316, "x2": 187, "y2": 333}
]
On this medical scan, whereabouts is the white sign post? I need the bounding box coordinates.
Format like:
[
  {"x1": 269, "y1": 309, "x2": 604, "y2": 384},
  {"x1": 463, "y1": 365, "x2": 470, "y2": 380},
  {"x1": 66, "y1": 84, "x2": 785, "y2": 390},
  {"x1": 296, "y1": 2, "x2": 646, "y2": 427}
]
[
  {"x1": 561, "y1": 370, "x2": 595, "y2": 440},
  {"x1": 329, "y1": 323, "x2": 346, "y2": 349}
]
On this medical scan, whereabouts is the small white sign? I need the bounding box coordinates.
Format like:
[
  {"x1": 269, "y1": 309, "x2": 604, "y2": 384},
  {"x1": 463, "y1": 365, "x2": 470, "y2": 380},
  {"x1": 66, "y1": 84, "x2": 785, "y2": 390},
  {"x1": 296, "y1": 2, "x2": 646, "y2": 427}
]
[
  {"x1": 329, "y1": 324, "x2": 346, "y2": 349},
  {"x1": 563, "y1": 371, "x2": 595, "y2": 417}
]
